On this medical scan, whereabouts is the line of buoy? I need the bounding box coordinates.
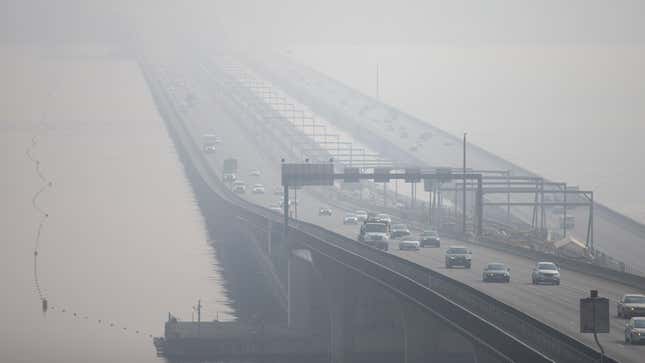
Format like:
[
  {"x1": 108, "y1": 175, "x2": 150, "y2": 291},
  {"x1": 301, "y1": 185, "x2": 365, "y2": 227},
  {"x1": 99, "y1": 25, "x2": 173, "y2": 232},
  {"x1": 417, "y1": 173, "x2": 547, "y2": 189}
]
[{"x1": 25, "y1": 92, "x2": 155, "y2": 341}]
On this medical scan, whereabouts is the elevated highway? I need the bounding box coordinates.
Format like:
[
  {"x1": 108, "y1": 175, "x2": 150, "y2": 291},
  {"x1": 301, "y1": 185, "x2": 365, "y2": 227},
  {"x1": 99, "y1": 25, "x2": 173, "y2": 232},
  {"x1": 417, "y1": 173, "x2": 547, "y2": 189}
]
[
  {"x1": 248, "y1": 52, "x2": 645, "y2": 277},
  {"x1": 143, "y1": 56, "x2": 551, "y2": 363},
  {"x1": 138, "y1": 51, "x2": 642, "y2": 361}
]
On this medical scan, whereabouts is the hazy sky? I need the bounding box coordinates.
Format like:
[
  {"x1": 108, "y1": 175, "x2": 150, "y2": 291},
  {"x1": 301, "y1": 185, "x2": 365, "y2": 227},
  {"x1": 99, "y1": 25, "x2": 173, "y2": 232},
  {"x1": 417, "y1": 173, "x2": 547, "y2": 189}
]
[
  {"x1": 3, "y1": 0, "x2": 645, "y2": 220},
  {"x1": 3, "y1": 1, "x2": 645, "y2": 46}
]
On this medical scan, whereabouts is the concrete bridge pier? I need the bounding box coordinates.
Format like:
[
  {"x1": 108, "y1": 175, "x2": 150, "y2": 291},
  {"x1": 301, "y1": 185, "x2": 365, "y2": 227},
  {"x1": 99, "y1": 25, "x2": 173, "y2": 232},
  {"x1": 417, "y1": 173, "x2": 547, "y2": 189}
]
[
  {"x1": 312, "y1": 252, "x2": 407, "y2": 363},
  {"x1": 288, "y1": 249, "x2": 315, "y2": 332},
  {"x1": 285, "y1": 243, "x2": 507, "y2": 363}
]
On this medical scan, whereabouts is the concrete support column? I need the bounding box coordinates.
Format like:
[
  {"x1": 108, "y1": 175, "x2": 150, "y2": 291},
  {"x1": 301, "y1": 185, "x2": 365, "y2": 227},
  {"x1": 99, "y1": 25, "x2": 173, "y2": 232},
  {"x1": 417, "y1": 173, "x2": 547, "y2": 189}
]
[
  {"x1": 326, "y1": 263, "x2": 353, "y2": 363},
  {"x1": 288, "y1": 249, "x2": 314, "y2": 332}
]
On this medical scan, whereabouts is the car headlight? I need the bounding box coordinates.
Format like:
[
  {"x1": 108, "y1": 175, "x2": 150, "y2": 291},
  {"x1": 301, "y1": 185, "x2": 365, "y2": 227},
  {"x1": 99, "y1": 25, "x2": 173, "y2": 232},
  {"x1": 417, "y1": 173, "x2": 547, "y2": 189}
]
[
  {"x1": 630, "y1": 307, "x2": 635, "y2": 311},
  {"x1": 449, "y1": 256, "x2": 455, "y2": 259},
  {"x1": 554, "y1": 272, "x2": 560, "y2": 277}
]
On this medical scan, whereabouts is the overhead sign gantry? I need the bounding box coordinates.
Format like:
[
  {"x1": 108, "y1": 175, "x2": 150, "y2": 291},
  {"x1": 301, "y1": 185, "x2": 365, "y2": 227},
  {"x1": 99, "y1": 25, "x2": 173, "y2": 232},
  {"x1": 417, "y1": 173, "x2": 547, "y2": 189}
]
[{"x1": 280, "y1": 162, "x2": 484, "y2": 242}]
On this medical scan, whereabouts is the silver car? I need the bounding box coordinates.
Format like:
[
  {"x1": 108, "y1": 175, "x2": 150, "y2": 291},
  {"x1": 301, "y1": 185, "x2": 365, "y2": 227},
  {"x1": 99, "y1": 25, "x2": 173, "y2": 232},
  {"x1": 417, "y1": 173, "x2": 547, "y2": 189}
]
[
  {"x1": 398, "y1": 239, "x2": 420, "y2": 251},
  {"x1": 531, "y1": 262, "x2": 560, "y2": 285},
  {"x1": 625, "y1": 317, "x2": 645, "y2": 344},
  {"x1": 343, "y1": 213, "x2": 359, "y2": 225},
  {"x1": 618, "y1": 294, "x2": 645, "y2": 319}
]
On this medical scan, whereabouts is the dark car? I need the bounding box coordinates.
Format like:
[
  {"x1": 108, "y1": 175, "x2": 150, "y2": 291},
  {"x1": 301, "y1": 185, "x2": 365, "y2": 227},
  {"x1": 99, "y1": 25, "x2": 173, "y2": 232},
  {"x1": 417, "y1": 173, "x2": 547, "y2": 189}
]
[
  {"x1": 420, "y1": 230, "x2": 441, "y2": 247},
  {"x1": 618, "y1": 294, "x2": 645, "y2": 319},
  {"x1": 482, "y1": 262, "x2": 511, "y2": 283},
  {"x1": 318, "y1": 207, "x2": 332, "y2": 216},
  {"x1": 445, "y1": 246, "x2": 471, "y2": 268},
  {"x1": 390, "y1": 224, "x2": 411, "y2": 239}
]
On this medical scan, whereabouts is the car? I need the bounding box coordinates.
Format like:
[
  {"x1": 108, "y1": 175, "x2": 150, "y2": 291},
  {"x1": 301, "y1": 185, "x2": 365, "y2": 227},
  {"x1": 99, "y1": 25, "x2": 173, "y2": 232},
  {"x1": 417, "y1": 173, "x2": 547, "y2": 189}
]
[
  {"x1": 531, "y1": 262, "x2": 560, "y2": 285},
  {"x1": 232, "y1": 181, "x2": 246, "y2": 194},
  {"x1": 390, "y1": 224, "x2": 411, "y2": 239},
  {"x1": 420, "y1": 230, "x2": 441, "y2": 247},
  {"x1": 318, "y1": 207, "x2": 332, "y2": 216},
  {"x1": 223, "y1": 173, "x2": 236, "y2": 182},
  {"x1": 203, "y1": 145, "x2": 216, "y2": 153},
  {"x1": 249, "y1": 169, "x2": 261, "y2": 177},
  {"x1": 355, "y1": 210, "x2": 368, "y2": 222},
  {"x1": 273, "y1": 187, "x2": 284, "y2": 196},
  {"x1": 375, "y1": 213, "x2": 392, "y2": 224},
  {"x1": 268, "y1": 205, "x2": 283, "y2": 214},
  {"x1": 359, "y1": 221, "x2": 390, "y2": 251},
  {"x1": 343, "y1": 213, "x2": 359, "y2": 225},
  {"x1": 482, "y1": 263, "x2": 511, "y2": 283},
  {"x1": 251, "y1": 184, "x2": 265, "y2": 194},
  {"x1": 618, "y1": 294, "x2": 645, "y2": 318},
  {"x1": 399, "y1": 239, "x2": 420, "y2": 251},
  {"x1": 445, "y1": 246, "x2": 471, "y2": 268},
  {"x1": 625, "y1": 317, "x2": 645, "y2": 344}
]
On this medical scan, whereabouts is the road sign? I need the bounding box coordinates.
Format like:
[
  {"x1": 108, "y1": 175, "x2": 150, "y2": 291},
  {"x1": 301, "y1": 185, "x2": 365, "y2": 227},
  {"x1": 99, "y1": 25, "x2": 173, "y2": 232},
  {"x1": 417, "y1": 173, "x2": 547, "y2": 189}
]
[
  {"x1": 374, "y1": 167, "x2": 391, "y2": 183},
  {"x1": 404, "y1": 168, "x2": 421, "y2": 183},
  {"x1": 580, "y1": 296, "x2": 609, "y2": 333},
  {"x1": 343, "y1": 167, "x2": 360, "y2": 183},
  {"x1": 436, "y1": 167, "x2": 453, "y2": 182},
  {"x1": 281, "y1": 163, "x2": 334, "y2": 187},
  {"x1": 424, "y1": 179, "x2": 435, "y2": 192}
]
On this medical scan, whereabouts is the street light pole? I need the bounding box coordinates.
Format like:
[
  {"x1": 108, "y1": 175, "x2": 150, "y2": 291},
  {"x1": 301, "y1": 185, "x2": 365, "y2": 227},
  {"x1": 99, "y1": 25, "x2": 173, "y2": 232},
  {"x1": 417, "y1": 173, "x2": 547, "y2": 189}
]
[{"x1": 462, "y1": 132, "x2": 467, "y2": 235}]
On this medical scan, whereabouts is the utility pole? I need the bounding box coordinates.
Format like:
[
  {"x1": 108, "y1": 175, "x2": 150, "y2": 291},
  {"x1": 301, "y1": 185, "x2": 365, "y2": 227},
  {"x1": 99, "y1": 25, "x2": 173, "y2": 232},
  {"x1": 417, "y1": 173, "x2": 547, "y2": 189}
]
[
  {"x1": 462, "y1": 132, "x2": 467, "y2": 235},
  {"x1": 376, "y1": 64, "x2": 380, "y2": 100}
]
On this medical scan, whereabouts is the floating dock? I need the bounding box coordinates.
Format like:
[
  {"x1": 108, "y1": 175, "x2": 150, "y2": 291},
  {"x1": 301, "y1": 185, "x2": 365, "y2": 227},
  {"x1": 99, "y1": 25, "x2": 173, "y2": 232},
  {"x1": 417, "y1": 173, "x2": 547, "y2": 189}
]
[{"x1": 154, "y1": 314, "x2": 327, "y2": 360}]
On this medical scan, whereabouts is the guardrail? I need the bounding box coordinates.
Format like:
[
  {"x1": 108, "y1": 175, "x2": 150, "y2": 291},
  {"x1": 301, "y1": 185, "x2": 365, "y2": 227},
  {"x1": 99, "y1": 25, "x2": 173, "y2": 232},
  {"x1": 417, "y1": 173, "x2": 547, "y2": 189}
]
[{"x1": 140, "y1": 57, "x2": 617, "y2": 363}]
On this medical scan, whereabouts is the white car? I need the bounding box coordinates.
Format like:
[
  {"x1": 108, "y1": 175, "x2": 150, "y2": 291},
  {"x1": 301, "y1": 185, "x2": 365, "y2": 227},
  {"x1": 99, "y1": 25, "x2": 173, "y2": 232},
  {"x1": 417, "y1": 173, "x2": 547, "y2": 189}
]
[
  {"x1": 376, "y1": 213, "x2": 392, "y2": 224},
  {"x1": 249, "y1": 169, "x2": 261, "y2": 177},
  {"x1": 251, "y1": 184, "x2": 265, "y2": 194},
  {"x1": 232, "y1": 181, "x2": 246, "y2": 194},
  {"x1": 399, "y1": 240, "x2": 420, "y2": 251},
  {"x1": 355, "y1": 210, "x2": 368, "y2": 222},
  {"x1": 343, "y1": 213, "x2": 359, "y2": 224}
]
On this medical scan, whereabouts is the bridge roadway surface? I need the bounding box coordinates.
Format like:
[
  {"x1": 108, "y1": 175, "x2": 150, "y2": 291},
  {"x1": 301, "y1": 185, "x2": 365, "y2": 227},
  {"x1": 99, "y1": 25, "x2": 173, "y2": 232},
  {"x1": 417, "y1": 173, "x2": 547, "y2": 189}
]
[
  {"x1": 248, "y1": 54, "x2": 645, "y2": 277},
  {"x1": 160, "y1": 59, "x2": 643, "y2": 362}
]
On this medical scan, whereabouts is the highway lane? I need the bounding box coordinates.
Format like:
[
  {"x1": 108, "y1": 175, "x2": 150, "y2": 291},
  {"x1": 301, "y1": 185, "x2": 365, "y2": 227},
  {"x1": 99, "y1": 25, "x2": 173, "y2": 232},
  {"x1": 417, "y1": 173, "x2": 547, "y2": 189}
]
[
  {"x1": 157, "y1": 59, "x2": 645, "y2": 362},
  {"x1": 256, "y1": 54, "x2": 645, "y2": 275}
]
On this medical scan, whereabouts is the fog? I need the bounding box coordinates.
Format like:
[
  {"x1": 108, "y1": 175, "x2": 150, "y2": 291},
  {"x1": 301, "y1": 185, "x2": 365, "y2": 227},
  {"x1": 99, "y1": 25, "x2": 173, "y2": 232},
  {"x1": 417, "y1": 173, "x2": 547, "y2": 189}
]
[{"x1": 3, "y1": 1, "x2": 645, "y2": 362}]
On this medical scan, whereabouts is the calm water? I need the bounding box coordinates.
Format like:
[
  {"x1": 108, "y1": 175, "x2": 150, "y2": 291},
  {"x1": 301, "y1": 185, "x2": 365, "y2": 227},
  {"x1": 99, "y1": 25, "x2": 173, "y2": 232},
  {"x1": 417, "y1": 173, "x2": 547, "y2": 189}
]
[
  {"x1": 292, "y1": 44, "x2": 645, "y2": 224},
  {"x1": 0, "y1": 46, "x2": 233, "y2": 363}
]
